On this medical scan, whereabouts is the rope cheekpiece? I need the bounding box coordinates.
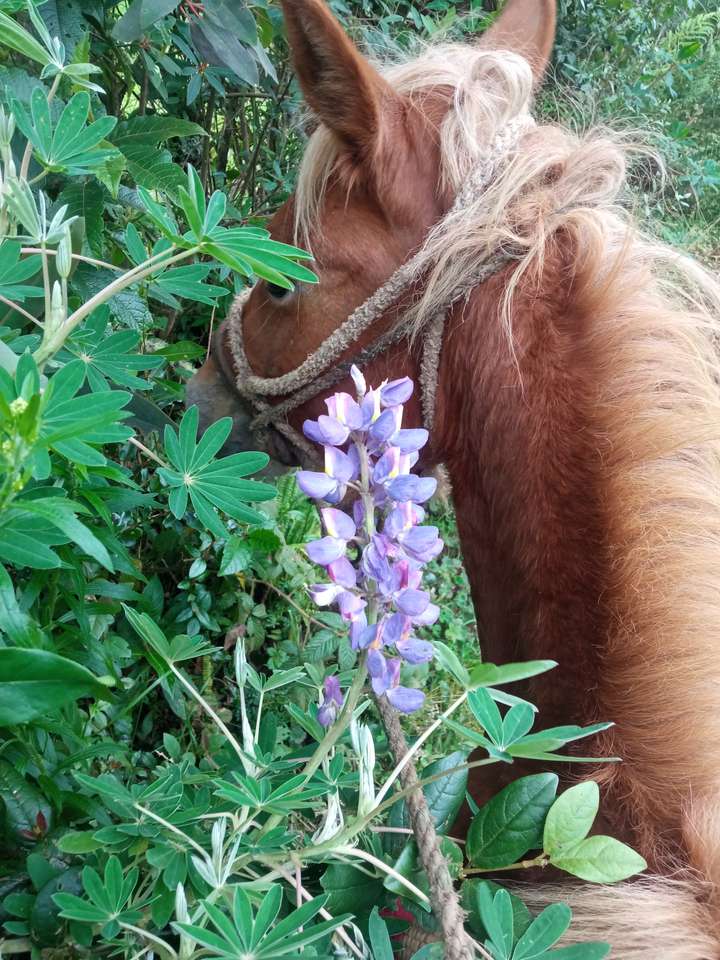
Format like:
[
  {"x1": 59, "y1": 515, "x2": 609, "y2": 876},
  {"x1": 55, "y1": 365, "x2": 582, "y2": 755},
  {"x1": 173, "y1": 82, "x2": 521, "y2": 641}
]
[{"x1": 226, "y1": 115, "x2": 535, "y2": 464}]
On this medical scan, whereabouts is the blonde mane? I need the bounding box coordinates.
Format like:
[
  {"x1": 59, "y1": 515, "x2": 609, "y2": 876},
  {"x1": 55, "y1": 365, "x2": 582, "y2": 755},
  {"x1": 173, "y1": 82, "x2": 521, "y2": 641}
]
[{"x1": 296, "y1": 37, "x2": 720, "y2": 883}]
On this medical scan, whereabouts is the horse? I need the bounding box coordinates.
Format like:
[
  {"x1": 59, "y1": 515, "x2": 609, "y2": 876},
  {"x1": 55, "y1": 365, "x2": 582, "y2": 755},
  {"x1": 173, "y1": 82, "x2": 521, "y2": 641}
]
[{"x1": 186, "y1": 0, "x2": 720, "y2": 955}]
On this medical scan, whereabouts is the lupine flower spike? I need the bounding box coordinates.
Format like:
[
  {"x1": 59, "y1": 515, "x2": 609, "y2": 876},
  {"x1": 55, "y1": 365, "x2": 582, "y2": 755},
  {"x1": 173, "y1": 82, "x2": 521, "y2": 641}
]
[{"x1": 296, "y1": 367, "x2": 443, "y2": 724}]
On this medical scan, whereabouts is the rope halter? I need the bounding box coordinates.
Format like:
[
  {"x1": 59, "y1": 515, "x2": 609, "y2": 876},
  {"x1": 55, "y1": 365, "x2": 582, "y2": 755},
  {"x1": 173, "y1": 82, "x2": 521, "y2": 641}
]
[{"x1": 224, "y1": 114, "x2": 535, "y2": 465}]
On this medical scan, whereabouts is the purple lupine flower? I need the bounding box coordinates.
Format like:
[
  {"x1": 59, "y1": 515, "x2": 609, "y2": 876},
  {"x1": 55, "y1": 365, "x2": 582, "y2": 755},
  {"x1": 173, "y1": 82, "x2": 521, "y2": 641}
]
[
  {"x1": 318, "y1": 675, "x2": 344, "y2": 727},
  {"x1": 296, "y1": 364, "x2": 443, "y2": 716}
]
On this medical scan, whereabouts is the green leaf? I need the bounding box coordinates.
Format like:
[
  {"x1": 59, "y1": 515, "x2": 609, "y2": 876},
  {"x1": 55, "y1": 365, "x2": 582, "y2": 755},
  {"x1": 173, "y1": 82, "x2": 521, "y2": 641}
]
[
  {"x1": 112, "y1": 0, "x2": 187, "y2": 43},
  {"x1": 57, "y1": 832, "x2": 102, "y2": 854},
  {"x1": 0, "y1": 648, "x2": 112, "y2": 725},
  {"x1": 368, "y1": 907, "x2": 394, "y2": 960},
  {"x1": 111, "y1": 115, "x2": 206, "y2": 148},
  {"x1": 0, "y1": 562, "x2": 44, "y2": 645},
  {"x1": 467, "y1": 774, "x2": 558, "y2": 869},
  {"x1": 479, "y1": 885, "x2": 513, "y2": 960},
  {"x1": 467, "y1": 687, "x2": 504, "y2": 745},
  {"x1": 0, "y1": 10, "x2": 51, "y2": 65},
  {"x1": 389, "y1": 751, "x2": 468, "y2": 840},
  {"x1": 543, "y1": 782, "x2": 599, "y2": 856},
  {"x1": 549, "y1": 835, "x2": 647, "y2": 884},
  {"x1": 544, "y1": 945, "x2": 610, "y2": 959},
  {"x1": 57, "y1": 181, "x2": 105, "y2": 255},
  {"x1": 122, "y1": 144, "x2": 187, "y2": 193},
  {"x1": 385, "y1": 837, "x2": 463, "y2": 908},
  {"x1": 19, "y1": 497, "x2": 114, "y2": 570},
  {"x1": 468, "y1": 661, "x2": 557, "y2": 689},
  {"x1": 512, "y1": 903, "x2": 572, "y2": 959},
  {"x1": 319, "y1": 864, "x2": 383, "y2": 916},
  {"x1": 432, "y1": 639, "x2": 471, "y2": 686},
  {"x1": 0, "y1": 241, "x2": 43, "y2": 301}
]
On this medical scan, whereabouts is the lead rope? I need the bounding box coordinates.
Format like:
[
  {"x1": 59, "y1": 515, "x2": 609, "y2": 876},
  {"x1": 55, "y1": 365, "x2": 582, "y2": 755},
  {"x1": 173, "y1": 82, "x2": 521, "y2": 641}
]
[{"x1": 375, "y1": 694, "x2": 475, "y2": 960}]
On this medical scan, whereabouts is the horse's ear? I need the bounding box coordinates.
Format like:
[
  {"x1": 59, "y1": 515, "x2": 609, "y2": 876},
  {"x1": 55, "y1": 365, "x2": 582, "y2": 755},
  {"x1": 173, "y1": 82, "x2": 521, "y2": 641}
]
[
  {"x1": 280, "y1": 0, "x2": 400, "y2": 155},
  {"x1": 480, "y1": 0, "x2": 556, "y2": 82}
]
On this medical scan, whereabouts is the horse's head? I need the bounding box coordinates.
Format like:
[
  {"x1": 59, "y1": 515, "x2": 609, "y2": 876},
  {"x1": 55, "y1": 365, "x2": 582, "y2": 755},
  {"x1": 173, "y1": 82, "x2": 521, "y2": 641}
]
[{"x1": 186, "y1": 0, "x2": 555, "y2": 464}]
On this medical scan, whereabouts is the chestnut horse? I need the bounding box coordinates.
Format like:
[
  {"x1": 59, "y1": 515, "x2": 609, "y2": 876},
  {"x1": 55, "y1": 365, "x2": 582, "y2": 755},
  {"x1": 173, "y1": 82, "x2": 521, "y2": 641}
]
[{"x1": 187, "y1": 0, "x2": 720, "y2": 955}]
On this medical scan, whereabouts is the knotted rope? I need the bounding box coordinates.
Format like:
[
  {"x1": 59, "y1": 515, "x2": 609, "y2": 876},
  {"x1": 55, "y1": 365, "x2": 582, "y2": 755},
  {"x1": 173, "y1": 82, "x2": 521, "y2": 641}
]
[
  {"x1": 375, "y1": 694, "x2": 474, "y2": 960},
  {"x1": 226, "y1": 114, "x2": 535, "y2": 463}
]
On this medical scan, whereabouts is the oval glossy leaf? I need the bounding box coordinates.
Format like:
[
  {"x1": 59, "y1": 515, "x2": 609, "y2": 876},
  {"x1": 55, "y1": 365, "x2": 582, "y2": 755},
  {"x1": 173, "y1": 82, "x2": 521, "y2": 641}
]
[
  {"x1": 467, "y1": 773, "x2": 558, "y2": 869},
  {"x1": 543, "y1": 782, "x2": 599, "y2": 856},
  {"x1": 549, "y1": 835, "x2": 647, "y2": 883},
  {"x1": 0, "y1": 649, "x2": 112, "y2": 725},
  {"x1": 513, "y1": 903, "x2": 572, "y2": 959}
]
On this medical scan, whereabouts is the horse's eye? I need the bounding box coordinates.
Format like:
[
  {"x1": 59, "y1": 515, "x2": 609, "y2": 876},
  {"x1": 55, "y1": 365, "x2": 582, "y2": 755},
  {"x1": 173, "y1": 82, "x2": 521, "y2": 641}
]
[{"x1": 266, "y1": 281, "x2": 293, "y2": 301}]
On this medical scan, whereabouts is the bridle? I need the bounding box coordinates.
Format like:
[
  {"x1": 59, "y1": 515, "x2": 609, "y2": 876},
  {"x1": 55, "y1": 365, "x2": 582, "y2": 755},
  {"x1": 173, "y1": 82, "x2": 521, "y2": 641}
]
[{"x1": 218, "y1": 115, "x2": 535, "y2": 466}]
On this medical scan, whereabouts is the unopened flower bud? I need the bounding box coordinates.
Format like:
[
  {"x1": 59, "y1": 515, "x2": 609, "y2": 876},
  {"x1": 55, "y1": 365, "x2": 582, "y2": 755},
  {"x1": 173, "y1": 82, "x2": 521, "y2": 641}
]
[
  {"x1": 0, "y1": 108, "x2": 15, "y2": 150},
  {"x1": 46, "y1": 280, "x2": 66, "y2": 334},
  {"x1": 56, "y1": 228, "x2": 72, "y2": 279}
]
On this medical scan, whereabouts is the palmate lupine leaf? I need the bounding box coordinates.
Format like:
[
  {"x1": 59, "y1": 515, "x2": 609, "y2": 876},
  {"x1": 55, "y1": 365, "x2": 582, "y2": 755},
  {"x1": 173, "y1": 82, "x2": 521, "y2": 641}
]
[
  {"x1": 174, "y1": 886, "x2": 350, "y2": 959},
  {"x1": 60, "y1": 310, "x2": 164, "y2": 391},
  {"x1": 158, "y1": 405, "x2": 275, "y2": 537},
  {"x1": 11, "y1": 89, "x2": 120, "y2": 173}
]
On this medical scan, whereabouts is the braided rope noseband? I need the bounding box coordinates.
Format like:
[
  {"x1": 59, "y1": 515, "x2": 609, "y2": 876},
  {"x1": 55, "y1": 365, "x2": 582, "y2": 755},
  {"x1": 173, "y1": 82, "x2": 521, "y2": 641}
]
[{"x1": 224, "y1": 115, "x2": 535, "y2": 465}]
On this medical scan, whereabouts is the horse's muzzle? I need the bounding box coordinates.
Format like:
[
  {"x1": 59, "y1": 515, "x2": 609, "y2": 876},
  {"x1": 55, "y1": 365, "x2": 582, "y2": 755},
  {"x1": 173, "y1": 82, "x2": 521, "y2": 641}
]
[{"x1": 185, "y1": 332, "x2": 297, "y2": 473}]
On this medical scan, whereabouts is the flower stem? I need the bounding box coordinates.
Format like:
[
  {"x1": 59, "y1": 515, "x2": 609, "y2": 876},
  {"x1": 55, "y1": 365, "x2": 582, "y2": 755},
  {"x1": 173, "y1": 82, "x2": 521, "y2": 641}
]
[{"x1": 302, "y1": 656, "x2": 367, "y2": 783}]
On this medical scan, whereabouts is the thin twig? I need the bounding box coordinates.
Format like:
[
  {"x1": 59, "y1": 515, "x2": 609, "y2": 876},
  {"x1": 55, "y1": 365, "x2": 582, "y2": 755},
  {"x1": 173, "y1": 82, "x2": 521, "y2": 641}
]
[
  {"x1": 0, "y1": 294, "x2": 40, "y2": 326},
  {"x1": 129, "y1": 435, "x2": 170, "y2": 469},
  {"x1": 22, "y1": 247, "x2": 124, "y2": 272}
]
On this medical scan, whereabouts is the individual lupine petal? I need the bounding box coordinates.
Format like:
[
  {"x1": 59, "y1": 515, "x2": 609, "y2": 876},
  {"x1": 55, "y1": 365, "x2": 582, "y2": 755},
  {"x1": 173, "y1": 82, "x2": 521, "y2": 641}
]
[
  {"x1": 327, "y1": 392, "x2": 364, "y2": 430},
  {"x1": 321, "y1": 507, "x2": 355, "y2": 541},
  {"x1": 324, "y1": 674, "x2": 344, "y2": 706},
  {"x1": 317, "y1": 415, "x2": 350, "y2": 446},
  {"x1": 307, "y1": 536, "x2": 346, "y2": 565},
  {"x1": 350, "y1": 364, "x2": 366, "y2": 397},
  {"x1": 388, "y1": 474, "x2": 437, "y2": 503},
  {"x1": 322, "y1": 484, "x2": 346, "y2": 505},
  {"x1": 396, "y1": 588, "x2": 430, "y2": 616},
  {"x1": 317, "y1": 702, "x2": 336, "y2": 727},
  {"x1": 399, "y1": 525, "x2": 443, "y2": 562},
  {"x1": 370, "y1": 408, "x2": 400, "y2": 443},
  {"x1": 296, "y1": 471, "x2": 337, "y2": 500},
  {"x1": 303, "y1": 419, "x2": 324, "y2": 444},
  {"x1": 338, "y1": 591, "x2": 366, "y2": 622},
  {"x1": 309, "y1": 583, "x2": 343, "y2": 605},
  {"x1": 387, "y1": 685, "x2": 425, "y2": 713},
  {"x1": 382, "y1": 612, "x2": 412, "y2": 646},
  {"x1": 412, "y1": 602, "x2": 440, "y2": 626},
  {"x1": 353, "y1": 498, "x2": 366, "y2": 530},
  {"x1": 384, "y1": 503, "x2": 425, "y2": 538},
  {"x1": 395, "y1": 428, "x2": 428, "y2": 453},
  {"x1": 361, "y1": 388, "x2": 382, "y2": 426},
  {"x1": 328, "y1": 556, "x2": 357, "y2": 588},
  {"x1": 351, "y1": 618, "x2": 373, "y2": 649},
  {"x1": 353, "y1": 622, "x2": 377, "y2": 649},
  {"x1": 367, "y1": 648, "x2": 389, "y2": 695},
  {"x1": 381, "y1": 377, "x2": 413, "y2": 407},
  {"x1": 361, "y1": 535, "x2": 392, "y2": 583},
  {"x1": 373, "y1": 446, "x2": 402, "y2": 485},
  {"x1": 317, "y1": 675, "x2": 344, "y2": 727},
  {"x1": 397, "y1": 636, "x2": 434, "y2": 664},
  {"x1": 326, "y1": 445, "x2": 357, "y2": 482}
]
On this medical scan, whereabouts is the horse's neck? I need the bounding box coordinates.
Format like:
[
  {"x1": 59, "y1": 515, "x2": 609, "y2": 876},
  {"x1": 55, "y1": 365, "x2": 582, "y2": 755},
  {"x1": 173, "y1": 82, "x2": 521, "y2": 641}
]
[{"x1": 437, "y1": 271, "x2": 608, "y2": 726}]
